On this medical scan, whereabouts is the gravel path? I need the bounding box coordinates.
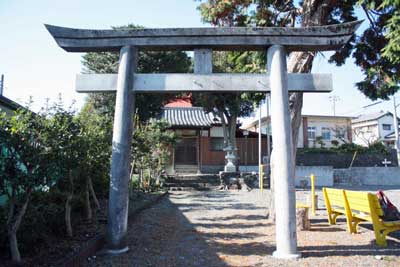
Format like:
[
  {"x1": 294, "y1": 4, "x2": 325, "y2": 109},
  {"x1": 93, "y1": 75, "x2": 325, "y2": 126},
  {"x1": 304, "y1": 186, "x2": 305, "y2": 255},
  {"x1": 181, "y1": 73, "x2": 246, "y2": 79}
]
[{"x1": 86, "y1": 188, "x2": 400, "y2": 267}]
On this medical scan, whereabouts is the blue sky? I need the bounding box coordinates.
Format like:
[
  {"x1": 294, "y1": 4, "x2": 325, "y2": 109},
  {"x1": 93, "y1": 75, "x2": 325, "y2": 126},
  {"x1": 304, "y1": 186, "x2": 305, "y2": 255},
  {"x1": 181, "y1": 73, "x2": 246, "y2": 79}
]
[{"x1": 0, "y1": 0, "x2": 396, "y2": 119}]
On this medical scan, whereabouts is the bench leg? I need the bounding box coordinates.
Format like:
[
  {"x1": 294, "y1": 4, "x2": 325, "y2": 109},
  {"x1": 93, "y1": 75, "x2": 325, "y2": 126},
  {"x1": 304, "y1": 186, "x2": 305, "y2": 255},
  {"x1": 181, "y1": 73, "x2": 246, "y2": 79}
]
[
  {"x1": 374, "y1": 227, "x2": 388, "y2": 247},
  {"x1": 350, "y1": 219, "x2": 363, "y2": 234},
  {"x1": 376, "y1": 226, "x2": 400, "y2": 247},
  {"x1": 328, "y1": 213, "x2": 340, "y2": 225},
  {"x1": 346, "y1": 217, "x2": 353, "y2": 233}
]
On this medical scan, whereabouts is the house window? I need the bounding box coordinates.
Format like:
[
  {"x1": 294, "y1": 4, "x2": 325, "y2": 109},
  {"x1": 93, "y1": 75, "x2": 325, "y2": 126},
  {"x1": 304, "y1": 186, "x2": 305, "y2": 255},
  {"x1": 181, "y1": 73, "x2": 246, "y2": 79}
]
[
  {"x1": 336, "y1": 128, "x2": 346, "y2": 139},
  {"x1": 210, "y1": 138, "x2": 225, "y2": 151},
  {"x1": 383, "y1": 124, "x2": 392, "y2": 131},
  {"x1": 307, "y1": 126, "x2": 316, "y2": 140},
  {"x1": 322, "y1": 127, "x2": 331, "y2": 140}
]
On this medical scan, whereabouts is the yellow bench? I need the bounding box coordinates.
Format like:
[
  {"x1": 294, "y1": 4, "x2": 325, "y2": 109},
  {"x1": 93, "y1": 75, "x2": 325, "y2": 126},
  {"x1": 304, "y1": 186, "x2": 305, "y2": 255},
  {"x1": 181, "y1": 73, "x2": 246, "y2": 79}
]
[
  {"x1": 323, "y1": 188, "x2": 347, "y2": 225},
  {"x1": 344, "y1": 190, "x2": 400, "y2": 247},
  {"x1": 323, "y1": 187, "x2": 400, "y2": 247}
]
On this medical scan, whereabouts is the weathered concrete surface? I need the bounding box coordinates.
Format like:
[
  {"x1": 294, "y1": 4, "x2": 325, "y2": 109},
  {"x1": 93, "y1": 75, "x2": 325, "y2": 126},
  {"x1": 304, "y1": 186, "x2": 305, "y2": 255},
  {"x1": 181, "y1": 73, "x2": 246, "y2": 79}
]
[
  {"x1": 295, "y1": 166, "x2": 334, "y2": 187},
  {"x1": 194, "y1": 48, "x2": 212, "y2": 74},
  {"x1": 296, "y1": 150, "x2": 399, "y2": 168},
  {"x1": 107, "y1": 46, "x2": 137, "y2": 251},
  {"x1": 75, "y1": 73, "x2": 333, "y2": 93},
  {"x1": 194, "y1": 48, "x2": 212, "y2": 174},
  {"x1": 334, "y1": 167, "x2": 400, "y2": 186},
  {"x1": 268, "y1": 45, "x2": 299, "y2": 259},
  {"x1": 45, "y1": 21, "x2": 362, "y2": 52}
]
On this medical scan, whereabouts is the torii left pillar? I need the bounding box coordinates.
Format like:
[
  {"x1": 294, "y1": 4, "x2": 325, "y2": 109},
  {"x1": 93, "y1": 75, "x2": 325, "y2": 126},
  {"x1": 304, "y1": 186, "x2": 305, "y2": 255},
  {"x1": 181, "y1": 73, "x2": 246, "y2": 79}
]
[
  {"x1": 107, "y1": 46, "x2": 137, "y2": 253},
  {"x1": 268, "y1": 45, "x2": 300, "y2": 259}
]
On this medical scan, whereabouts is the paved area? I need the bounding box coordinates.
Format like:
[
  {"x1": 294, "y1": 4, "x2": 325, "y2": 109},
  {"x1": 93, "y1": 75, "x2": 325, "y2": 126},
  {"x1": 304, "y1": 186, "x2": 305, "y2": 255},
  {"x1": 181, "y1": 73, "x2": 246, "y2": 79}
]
[{"x1": 86, "y1": 188, "x2": 400, "y2": 267}]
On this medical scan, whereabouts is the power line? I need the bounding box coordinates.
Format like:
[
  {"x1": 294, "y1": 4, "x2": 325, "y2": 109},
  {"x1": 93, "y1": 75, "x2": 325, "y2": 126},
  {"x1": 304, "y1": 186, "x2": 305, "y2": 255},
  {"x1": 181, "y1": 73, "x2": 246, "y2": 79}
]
[{"x1": 361, "y1": 101, "x2": 383, "y2": 109}]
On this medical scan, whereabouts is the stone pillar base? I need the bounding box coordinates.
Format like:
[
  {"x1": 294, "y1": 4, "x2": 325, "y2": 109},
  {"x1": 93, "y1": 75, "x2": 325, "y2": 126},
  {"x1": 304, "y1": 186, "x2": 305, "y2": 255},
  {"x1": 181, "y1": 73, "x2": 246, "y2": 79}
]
[
  {"x1": 105, "y1": 246, "x2": 129, "y2": 255},
  {"x1": 272, "y1": 250, "x2": 301, "y2": 260}
]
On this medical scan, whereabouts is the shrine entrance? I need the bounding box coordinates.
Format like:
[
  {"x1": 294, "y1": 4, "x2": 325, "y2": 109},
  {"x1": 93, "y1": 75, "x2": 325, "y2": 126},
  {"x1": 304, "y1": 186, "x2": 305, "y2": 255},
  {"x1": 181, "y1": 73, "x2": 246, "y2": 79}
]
[
  {"x1": 175, "y1": 137, "x2": 197, "y2": 166},
  {"x1": 46, "y1": 21, "x2": 360, "y2": 259}
]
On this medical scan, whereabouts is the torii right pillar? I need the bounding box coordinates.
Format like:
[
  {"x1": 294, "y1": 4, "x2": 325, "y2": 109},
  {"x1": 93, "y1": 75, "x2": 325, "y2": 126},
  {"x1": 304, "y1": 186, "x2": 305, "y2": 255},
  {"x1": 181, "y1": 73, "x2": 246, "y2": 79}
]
[{"x1": 268, "y1": 45, "x2": 300, "y2": 259}]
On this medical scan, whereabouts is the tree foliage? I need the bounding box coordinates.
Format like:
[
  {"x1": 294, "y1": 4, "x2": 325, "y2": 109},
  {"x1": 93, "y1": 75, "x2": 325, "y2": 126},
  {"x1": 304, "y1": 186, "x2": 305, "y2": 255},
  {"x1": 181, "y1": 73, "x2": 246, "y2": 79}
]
[
  {"x1": 197, "y1": 0, "x2": 400, "y2": 100},
  {"x1": 81, "y1": 24, "x2": 192, "y2": 122},
  {"x1": 0, "y1": 98, "x2": 110, "y2": 262},
  {"x1": 131, "y1": 119, "x2": 177, "y2": 191},
  {"x1": 0, "y1": 107, "x2": 54, "y2": 262}
]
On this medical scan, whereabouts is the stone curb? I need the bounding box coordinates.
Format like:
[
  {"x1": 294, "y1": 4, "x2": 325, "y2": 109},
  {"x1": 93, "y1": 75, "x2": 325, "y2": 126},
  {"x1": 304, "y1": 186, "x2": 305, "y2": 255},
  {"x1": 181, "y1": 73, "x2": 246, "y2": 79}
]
[{"x1": 59, "y1": 191, "x2": 168, "y2": 267}]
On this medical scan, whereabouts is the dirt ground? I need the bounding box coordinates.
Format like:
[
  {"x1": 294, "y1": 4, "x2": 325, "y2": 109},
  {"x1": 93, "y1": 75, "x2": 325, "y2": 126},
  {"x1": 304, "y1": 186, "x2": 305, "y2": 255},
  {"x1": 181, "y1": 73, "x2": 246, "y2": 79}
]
[{"x1": 86, "y1": 188, "x2": 400, "y2": 267}]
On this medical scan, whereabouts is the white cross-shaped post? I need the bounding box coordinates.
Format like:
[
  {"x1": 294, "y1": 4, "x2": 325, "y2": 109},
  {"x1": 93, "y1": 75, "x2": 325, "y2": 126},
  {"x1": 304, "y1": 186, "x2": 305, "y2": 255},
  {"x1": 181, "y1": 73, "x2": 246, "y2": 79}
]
[{"x1": 382, "y1": 158, "x2": 391, "y2": 167}]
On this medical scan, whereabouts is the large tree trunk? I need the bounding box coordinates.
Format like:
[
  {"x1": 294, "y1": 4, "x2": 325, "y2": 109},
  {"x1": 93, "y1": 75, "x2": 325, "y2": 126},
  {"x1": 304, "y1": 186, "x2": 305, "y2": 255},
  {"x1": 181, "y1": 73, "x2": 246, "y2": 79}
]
[
  {"x1": 229, "y1": 114, "x2": 238, "y2": 156},
  {"x1": 289, "y1": 0, "x2": 334, "y2": 157},
  {"x1": 7, "y1": 189, "x2": 32, "y2": 263},
  {"x1": 224, "y1": 112, "x2": 238, "y2": 169},
  {"x1": 218, "y1": 110, "x2": 229, "y2": 148},
  {"x1": 65, "y1": 170, "x2": 74, "y2": 237},
  {"x1": 268, "y1": 0, "x2": 334, "y2": 221},
  {"x1": 8, "y1": 231, "x2": 20, "y2": 263}
]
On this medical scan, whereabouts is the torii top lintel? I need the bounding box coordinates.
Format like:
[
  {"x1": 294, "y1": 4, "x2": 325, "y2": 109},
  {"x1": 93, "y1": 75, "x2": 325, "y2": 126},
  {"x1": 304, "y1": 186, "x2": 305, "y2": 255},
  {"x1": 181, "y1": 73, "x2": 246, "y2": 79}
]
[{"x1": 45, "y1": 21, "x2": 362, "y2": 53}]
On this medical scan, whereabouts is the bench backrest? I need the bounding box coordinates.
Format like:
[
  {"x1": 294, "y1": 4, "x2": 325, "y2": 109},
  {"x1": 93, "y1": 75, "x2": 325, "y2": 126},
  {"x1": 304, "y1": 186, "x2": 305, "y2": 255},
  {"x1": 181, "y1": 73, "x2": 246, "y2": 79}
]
[
  {"x1": 344, "y1": 190, "x2": 384, "y2": 217},
  {"x1": 323, "y1": 187, "x2": 346, "y2": 209}
]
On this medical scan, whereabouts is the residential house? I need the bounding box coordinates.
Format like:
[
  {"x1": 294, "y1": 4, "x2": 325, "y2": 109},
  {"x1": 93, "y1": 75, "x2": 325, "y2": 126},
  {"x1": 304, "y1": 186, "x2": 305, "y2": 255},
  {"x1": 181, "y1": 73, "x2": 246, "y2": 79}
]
[
  {"x1": 352, "y1": 111, "x2": 398, "y2": 147},
  {"x1": 0, "y1": 94, "x2": 25, "y2": 116},
  {"x1": 244, "y1": 114, "x2": 353, "y2": 148},
  {"x1": 161, "y1": 98, "x2": 268, "y2": 174}
]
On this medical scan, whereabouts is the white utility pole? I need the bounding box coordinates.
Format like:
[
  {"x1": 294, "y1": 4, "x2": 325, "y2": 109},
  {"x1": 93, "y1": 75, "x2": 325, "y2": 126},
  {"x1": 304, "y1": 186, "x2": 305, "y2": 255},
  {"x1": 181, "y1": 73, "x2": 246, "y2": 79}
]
[
  {"x1": 329, "y1": 95, "x2": 340, "y2": 116},
  {"x1": 258, "y1": 100, "x2": 262, "y2": 180},
  {"x1": 393, "y1": 95, "x2": 400, "y2": 162},
  {"x1": 266, "y1": 94, "x2": 271, "y2": 160},
  {"x1": 0, "y1": 74, "x2": 4, "y2": 95}
]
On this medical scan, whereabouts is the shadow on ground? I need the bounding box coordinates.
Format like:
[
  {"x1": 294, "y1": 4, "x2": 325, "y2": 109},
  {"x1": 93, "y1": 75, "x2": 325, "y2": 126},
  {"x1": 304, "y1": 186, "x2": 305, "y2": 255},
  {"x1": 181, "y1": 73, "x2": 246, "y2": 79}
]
[
  {"x1": 86, "y1": 190, "x2": 400, "y2": 267},
  {"x1": 86, "y1": 191, "x2": 274, "y2": 267}
]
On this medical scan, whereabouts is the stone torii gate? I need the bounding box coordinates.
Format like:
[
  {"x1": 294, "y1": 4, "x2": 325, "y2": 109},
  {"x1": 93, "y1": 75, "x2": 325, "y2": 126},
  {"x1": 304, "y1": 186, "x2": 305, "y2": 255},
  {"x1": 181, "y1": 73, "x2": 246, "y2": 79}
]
[{"x1": 46, "y1": 21, "x2": 360, "y2": 259}]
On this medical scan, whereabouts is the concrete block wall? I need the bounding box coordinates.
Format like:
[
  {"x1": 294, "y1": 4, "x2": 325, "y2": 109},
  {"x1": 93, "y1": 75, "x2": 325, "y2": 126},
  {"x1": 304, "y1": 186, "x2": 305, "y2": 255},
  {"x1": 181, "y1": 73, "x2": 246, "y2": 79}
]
[
  {"x1": 295, "y1": 166, "x2": 334, "y2": 187},
  {"x1": 334, "y1": 167, "x2": 400, "y2": 186}
]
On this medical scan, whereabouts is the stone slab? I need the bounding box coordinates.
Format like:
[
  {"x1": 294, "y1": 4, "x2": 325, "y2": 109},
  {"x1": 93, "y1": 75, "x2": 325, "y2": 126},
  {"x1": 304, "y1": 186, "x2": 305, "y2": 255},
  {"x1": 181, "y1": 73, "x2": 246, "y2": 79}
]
[
  {"x1": 75, "y1": 73, "x2": 332, "y2": 93},
  {"x1": 45, "y1": 21, "x2": 362, "y2": 52}
]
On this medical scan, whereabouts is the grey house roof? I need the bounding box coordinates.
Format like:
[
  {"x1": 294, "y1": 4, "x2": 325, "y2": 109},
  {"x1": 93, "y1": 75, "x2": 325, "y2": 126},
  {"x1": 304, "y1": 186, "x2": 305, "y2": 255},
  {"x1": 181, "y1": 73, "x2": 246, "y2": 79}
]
[
  {"x1": 352, "y1": 111, "x2": 393, "y2": 124},
  {"x1": 160, "y1": 107, "x2": 220, "y2": 128},
  {"x1": 0, "y1": 95, "x2": 24, "y2": 111}
]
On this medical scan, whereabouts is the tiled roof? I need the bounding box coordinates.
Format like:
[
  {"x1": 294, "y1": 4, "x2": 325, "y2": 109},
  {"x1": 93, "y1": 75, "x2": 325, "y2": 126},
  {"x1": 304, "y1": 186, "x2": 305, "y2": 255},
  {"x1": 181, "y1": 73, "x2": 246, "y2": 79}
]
[
  {"x1": 352, "y1": 111, "x2": 392, "y2": 124},
  {"x1": 160, "y1": 107, "x2": 220, "y2": 128}
]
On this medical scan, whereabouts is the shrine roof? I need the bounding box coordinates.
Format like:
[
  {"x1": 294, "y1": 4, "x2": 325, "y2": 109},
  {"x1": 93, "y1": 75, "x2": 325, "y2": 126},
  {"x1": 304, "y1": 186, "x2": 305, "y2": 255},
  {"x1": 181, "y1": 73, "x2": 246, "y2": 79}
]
[{"x1": 160, "y1": 107, "x2": 220, "y2": 128}]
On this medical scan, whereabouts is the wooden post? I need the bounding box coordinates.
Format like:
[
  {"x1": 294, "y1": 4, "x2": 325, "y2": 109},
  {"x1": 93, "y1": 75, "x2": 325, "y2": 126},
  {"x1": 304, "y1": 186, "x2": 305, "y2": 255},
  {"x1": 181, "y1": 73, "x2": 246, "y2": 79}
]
[
  {"x1": 268, "y1": 45, "x2": 300, "y2": 259},
  {"x1": 107, "y1": 46, "x2": 137, "y2": 253},
  {"x1": 311, "y1": 174, "x2": 316, "y2": 215}
]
